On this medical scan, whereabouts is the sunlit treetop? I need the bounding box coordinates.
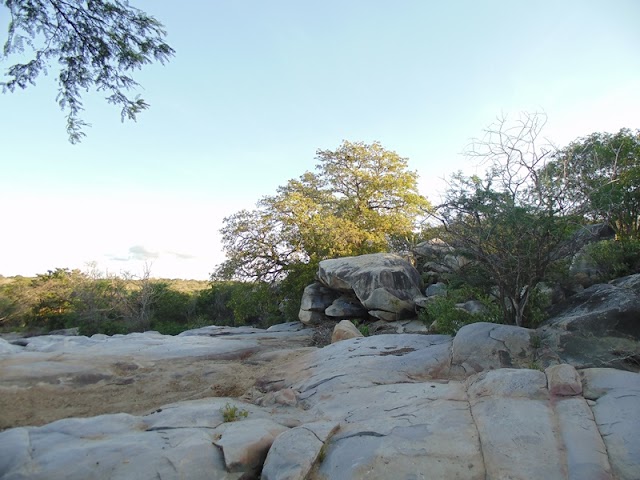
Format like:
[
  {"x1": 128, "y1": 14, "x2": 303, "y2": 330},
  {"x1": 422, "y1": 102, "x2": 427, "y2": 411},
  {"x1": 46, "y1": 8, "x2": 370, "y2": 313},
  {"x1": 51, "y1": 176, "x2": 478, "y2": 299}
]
[{"x1": 1, "y1": 0, "x2": 174, "y2": 143}]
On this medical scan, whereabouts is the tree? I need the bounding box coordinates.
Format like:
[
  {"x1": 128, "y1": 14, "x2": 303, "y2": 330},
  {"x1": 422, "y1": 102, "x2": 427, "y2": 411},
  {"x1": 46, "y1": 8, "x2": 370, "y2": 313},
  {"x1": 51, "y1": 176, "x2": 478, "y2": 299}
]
[
  {"x1": 1, "y1": 0, "x2": 174, "y2": 143},
  {"x1": 217, "y1": 140, "x2": 430, "y2": 283},
  {"x1": 434, "y1": 113, "x2": 579, "y2": 327},
  {"x1": 544, "y1": 128, "x2": 640, "y2": 239}
]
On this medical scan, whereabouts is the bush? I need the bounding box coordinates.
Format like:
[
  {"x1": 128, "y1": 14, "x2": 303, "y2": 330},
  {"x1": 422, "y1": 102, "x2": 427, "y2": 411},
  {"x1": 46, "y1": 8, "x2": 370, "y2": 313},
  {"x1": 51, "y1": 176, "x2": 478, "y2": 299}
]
[
  {"x1": 419, "y1": 286, "x2": 501, "y2": 335},
  {"x1": 584, "y1": 238, "x2": 640, "y2": 282}
]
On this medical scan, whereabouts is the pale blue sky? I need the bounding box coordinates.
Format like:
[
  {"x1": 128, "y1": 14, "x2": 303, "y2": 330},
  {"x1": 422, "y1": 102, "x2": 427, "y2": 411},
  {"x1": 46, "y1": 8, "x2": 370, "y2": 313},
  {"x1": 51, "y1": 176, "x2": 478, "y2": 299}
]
[{"x1": 1, "y1": 1, "x2": 639, "y2": 279}]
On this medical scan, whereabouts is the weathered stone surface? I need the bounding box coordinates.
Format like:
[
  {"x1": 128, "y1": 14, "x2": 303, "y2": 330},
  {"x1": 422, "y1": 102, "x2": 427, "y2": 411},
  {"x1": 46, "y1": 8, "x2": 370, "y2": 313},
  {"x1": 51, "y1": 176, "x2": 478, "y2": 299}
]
[
  {"x1": 0, "y1": 413, "x2": 238, "y2": 480},
  {"x1": 299, "y1": 283, "x2": 338, "y2": 312},
  {"x1": 213, "y1": 418, "x2": 289, "y2": 474},
  {"x1": 262, "y1": 421, "x2": 339, "y2": 480},
  {"x1": 425, "y1": 281, "x2": 447, "y2": 297},
  {"x1": 317, "y1": 253, "x2": 423, "y2": 319},
  {"x1": 371, "y1": 318, "x2": 429, "y2": 334},
  {"x1": 451, "y1": 322, "x2": 535, "y2": 376},
  {"x1": 0, "y1": 338, "x2": 22, "y2": 355},
  {"x1": 455, "y1": 299, "x2": 487, "y2": 315},
  {"x1": 553, "y1": 396, "x2": 614, "y2": 479},
  {"x1": 580, "y1": 368, "x2": 640, "y2": 479},
  {"x1": 298, "y1": 309, "x2": 325, "y2": 326},
  {"x1": 331, "y1": 320, "x2": 363, "y2": 343},
  {"x1": 468, "y1": 369, "x2": 565, "y2": 479},
  {"x1": 546, "y1": 364, "x2": 582, "y2": 396},
  {"x1": 324, "y1": 295, "x2": 368, "y2": 319},
  {"x1": 540, "y1": 274, "x2": 640, "y2": 371},
  {"x1": 1, "y1": 319, "x2": 639, "y2": 479}
]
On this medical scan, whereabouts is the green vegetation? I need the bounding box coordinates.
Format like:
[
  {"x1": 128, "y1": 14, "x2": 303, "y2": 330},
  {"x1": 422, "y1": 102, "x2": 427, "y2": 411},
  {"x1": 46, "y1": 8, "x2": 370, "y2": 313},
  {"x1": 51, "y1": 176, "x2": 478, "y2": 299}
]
[
  {"x1": 582, "y1": 238, "x2": 640, "y2": 283},
  {"x1": 351, "y1": 320, "x2": 370, "y2": 337},
  {"x1": 419, "y1": 286, "x2": 502, "y2": 335},
  {"x1": 3, "y1": 123, "x2": 639, "y2": 336},
  {"x1": 1, "y1": 0, "x2": 174, "y2": 142},
  {"x1": 0, "y1": 268, "x2": 209, "y2": 335},
  {"x1": 215, "y1": 140, "x2": 430, "y2": 324},
  {"x1": 544, "y1": 128, "x2": 640, "y2": 239},
  {"x1": 220, "y1": 403, "x2": 249, "y2": 422}
]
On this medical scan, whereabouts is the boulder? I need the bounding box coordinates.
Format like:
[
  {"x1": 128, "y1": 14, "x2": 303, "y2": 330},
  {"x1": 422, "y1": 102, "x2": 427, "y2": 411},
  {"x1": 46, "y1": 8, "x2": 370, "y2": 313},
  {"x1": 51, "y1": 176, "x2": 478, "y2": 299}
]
[
  {"x1": 455, "y1": 299, "x2": 487, "y2": 315},
  {"x1": 331, "y1": 320, "x2": 364, "y2": 343},
  {"x1": 425, "y1": 281, "x2": 447, "y2": 297},
  {"x1": 539, "y1": 273, "x2": 640, "y2": 371},
  {"x1": 580, "y1": 369, "x2": 640, "y2": 479},
  {"x1": 324, "y1": 295, "x2": 368, "y2": 319},
  {"x1": 213, "y1": 418, "x2": 289, "y2": 476},
  {"x1": 262, "y1": 421, "x2": 340, "y2": 480},
  {"x1": 451, "y1": 322, "x2": 535, "y2": 376},
  {"x1": 317, "y1": 253, "x2": 423, "y2": 320},
  {"x1": 298, "y1": 283, "x2": 338, "y2": 325}
]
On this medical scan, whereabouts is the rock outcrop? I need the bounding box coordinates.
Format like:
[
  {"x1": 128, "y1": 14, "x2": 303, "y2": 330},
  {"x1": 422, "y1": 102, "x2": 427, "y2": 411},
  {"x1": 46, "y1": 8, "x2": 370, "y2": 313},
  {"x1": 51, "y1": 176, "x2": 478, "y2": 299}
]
[
  {"x1": 1, "y1": 319, "x2": 639, "y2": 479},
  {"x1": 540, "y1": 273, "x2": 640, "y2": 370},
  {"x1": 299, "y1": 253, "x2": 424, "y2": 323}
]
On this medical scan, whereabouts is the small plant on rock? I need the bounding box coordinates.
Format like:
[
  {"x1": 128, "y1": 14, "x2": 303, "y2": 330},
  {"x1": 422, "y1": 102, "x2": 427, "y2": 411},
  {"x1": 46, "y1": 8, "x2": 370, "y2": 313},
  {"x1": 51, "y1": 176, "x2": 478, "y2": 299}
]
[
  {"x1": 221, "y1": 403, "x2": 249, "y2": 422},
  {"x1": 351, "y1": 319, "x2": 370, "y2": 336}
]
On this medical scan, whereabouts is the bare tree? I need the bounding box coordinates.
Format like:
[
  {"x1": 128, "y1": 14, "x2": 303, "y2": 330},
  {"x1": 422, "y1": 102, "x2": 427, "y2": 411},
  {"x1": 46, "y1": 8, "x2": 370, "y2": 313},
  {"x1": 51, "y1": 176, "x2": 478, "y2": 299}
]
[{"x1": 433, "y1": 113, "x2": 580, "y2": 327}]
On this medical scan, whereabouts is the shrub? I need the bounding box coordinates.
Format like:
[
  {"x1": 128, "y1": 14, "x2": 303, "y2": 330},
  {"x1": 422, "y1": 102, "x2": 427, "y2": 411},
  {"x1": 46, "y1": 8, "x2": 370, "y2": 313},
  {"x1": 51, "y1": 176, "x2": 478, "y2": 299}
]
[
  {"x1": 419, "y1": 286, "x2": 501, "y2": 335},
  {"x1": 584, "y1": 238, "x2": 640, "y2": 282},
  {"x1": 221, "y1": 403, "x2": 249, "y2": 422}
]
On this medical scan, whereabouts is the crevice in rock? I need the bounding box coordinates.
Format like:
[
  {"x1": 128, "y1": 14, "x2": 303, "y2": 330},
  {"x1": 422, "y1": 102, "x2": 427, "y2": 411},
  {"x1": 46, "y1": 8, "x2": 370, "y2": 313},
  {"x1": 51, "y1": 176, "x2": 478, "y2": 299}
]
[
  {"x1": 303, "y1": 374, "x2": 348, "y2": 391},
  {"x1": 583, "y1": 397, "x2": 614, "y2": 470},
  {"x1": 464, "y1": 383, "x2": 487, "y2": 479},
  {"x1": 337, "y1": 431, "x2": 386, "y2": 440},
  {"x1": 299, "y1": 426, "x2": 324, "y2": 444}
]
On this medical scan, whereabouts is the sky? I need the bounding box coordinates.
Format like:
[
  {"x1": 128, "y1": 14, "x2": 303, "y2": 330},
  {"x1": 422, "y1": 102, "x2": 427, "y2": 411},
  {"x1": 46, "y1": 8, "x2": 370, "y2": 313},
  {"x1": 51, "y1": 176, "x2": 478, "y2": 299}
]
[{"x1": 1, "y1": 0, "x2": 639, "y2": 280}]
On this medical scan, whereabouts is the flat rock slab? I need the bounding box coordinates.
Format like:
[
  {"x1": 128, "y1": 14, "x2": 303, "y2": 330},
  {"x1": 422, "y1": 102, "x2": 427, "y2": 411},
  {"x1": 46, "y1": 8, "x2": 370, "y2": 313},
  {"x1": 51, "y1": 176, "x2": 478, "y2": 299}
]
[
  {"x1": 0, "y1": 326, "x2": 314, "y2": 430},
  {"x1": 2, "y1": 323, "x2": 640, "y2": 479}
]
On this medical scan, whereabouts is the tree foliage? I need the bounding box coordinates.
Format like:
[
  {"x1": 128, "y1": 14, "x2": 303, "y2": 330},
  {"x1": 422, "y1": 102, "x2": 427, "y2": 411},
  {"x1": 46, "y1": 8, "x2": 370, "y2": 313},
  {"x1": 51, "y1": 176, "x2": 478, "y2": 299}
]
[
  {"x1": 434, "y1": 114, "x2": 579, "y2": 327},
  {"x1": 544, "y1": 128, "x2": 640, "y2": 238},
  {"x1": 217, "y1": 140, "x2": 430, "y2": 283},
  {"x1": 1, "y1": 0, "x2": 174, "y2": 142}
]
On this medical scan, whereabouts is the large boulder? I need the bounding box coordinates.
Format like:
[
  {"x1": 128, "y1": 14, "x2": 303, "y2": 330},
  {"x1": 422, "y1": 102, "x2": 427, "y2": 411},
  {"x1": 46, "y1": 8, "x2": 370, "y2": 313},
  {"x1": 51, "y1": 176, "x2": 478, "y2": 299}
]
[
  {"x1": 331, "y1": 320, "x2": 364, "y2": 343},
  {"x1": 298, "y1": 282, "x2": 338, "y2": 325},
  {"x1": 539, "y1": 273, "x2": 640, "y2": 371},
  {"x1": 317, "y1": 253, "x2": 423, "y2": 321}
]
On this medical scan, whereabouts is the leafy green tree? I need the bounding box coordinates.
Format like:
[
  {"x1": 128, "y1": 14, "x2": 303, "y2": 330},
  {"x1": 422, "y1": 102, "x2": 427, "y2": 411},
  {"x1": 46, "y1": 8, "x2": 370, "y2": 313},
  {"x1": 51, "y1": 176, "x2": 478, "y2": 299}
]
[
  {"x1": 544, "y1": 128, "x2": 640, "y2": 238},
  {"x1": 1, "y1": 0, "x2": 174, "y2": 142},
  {"x1": 217, "y1": 140, "x2": 430, "y2": 283},
  {"x1": 435, "y1": 114, "x2": 579, "y2": 327}
]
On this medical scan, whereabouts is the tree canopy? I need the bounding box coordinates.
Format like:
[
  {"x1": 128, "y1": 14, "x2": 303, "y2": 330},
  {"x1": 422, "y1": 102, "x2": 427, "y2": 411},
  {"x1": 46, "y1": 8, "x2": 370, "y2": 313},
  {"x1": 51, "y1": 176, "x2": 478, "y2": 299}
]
[
  {"x1": 543, "y1": 128, "x2": 640, "y2": 239},
  {"x1": 1, "y1": 0, "x2": 174, "y2": 142},
  {"x1": 217, "y1": 140, "x2": 430, "y2": 282},
  {"x1": 434, "y1": 114, "x2": 579, "y2": 327}
]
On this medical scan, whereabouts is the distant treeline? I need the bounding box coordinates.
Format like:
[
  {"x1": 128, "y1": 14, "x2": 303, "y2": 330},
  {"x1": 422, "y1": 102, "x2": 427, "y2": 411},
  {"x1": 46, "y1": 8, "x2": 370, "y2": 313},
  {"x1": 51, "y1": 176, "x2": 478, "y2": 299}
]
[{"x1": 0, "y1": 268, "x2": 295, "y2": 336}]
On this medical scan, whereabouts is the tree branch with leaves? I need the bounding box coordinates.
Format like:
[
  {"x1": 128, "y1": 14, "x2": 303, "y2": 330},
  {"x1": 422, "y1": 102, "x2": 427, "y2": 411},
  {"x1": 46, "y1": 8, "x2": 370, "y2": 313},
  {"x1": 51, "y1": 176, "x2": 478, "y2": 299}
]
[{"x1": 1, "y1": 0, "x2": 174, "y2": 142}]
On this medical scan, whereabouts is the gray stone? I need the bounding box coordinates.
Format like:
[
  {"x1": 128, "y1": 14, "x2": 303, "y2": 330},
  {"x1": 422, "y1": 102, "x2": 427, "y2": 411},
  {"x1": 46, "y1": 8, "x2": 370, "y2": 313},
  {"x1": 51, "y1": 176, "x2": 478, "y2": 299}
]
[
  {"x1": 299, "y1": 282, "x2": 338, "y2": 312},
  {"x1": 546, "y1": 364, "x2": 582, "y2": 396},
  {"x1": 0, "y1": 338, "x2": 22, "y2": 355},
  {"x1": 298, "y1": 309, "x2": 326, "y2": 326},
  {"x1": 331, "y1": 320, "x2": 364, "y2": 343},
  {"x1": 317, "y1": 253, "x2": 423, "y2": 319},
  {"x1": 468, "y1": 369, "x2": 566, "y2": 479},
  {"x1": 425, "y1": 282, "x2": 447, "y2": 297},
  {"x1": 261, "y1": 421, "x2": 339, "y2": 480},
  {"x1": 553, "y1": 396, "x2": 614, "y2": 479},
  {"x1": 455, "y1": 299, "x2": 486, "y2": 315},
  {"x1": 539, "y1": 274, "x2": 640, "y2": 371},
  {"x1": 213, "y1": 418, "x2": 289, "y2": 475},
  {"x1": 324, "y1": 295, "x2": 367, "y2": 319},
  {"x1": 0, "y1": 413, "x2": 238, "y2": 480},
  {"x1": 451, "y1": 322, "x2": 535, "y2": 376}
]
